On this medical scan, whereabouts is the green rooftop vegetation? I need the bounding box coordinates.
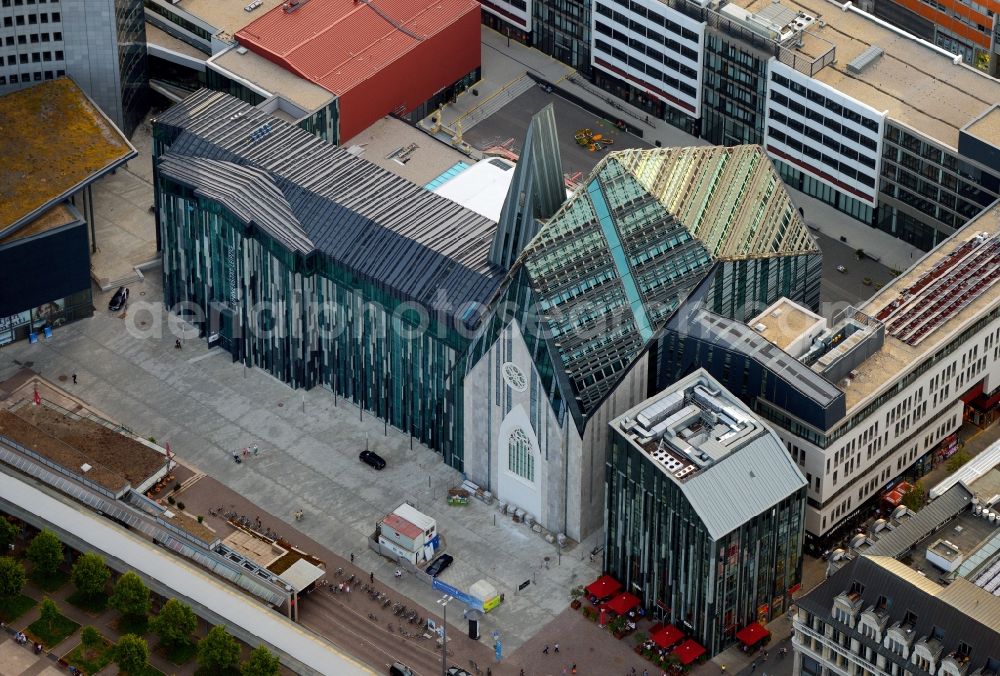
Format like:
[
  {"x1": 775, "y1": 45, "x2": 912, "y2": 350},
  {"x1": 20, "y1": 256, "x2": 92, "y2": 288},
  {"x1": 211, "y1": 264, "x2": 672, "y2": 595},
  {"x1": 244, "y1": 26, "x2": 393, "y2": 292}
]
[{"x1": 0, "y1": 77, "x2": 133, "y2": 231}]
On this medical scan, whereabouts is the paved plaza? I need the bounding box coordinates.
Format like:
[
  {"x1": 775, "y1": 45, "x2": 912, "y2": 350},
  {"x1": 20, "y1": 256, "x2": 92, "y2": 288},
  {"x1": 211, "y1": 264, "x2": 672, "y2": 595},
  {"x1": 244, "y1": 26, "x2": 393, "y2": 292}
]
[{"x1": 0, "y1": 271, "x2": 602, "y2": 656}]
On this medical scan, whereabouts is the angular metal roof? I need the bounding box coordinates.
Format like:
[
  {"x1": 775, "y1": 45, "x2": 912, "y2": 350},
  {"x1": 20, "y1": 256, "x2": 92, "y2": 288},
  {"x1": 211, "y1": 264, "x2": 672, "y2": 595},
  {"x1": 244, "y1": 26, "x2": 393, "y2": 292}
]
[
  {"x1": 613, "y1": 146, "x2": 818, "y2": 260},
  {"x1": 155, "y1": 90, "x2": 503, "y2": 327},
  {"x1": 158, "y1": 155, "x2": 314, "y2": 254},
  {"x1": 683, "y1": 433, "x2": 806, "y2": 540},
  {"x1": 519, "y1": 146, "x2": 816, "y2": 420}
]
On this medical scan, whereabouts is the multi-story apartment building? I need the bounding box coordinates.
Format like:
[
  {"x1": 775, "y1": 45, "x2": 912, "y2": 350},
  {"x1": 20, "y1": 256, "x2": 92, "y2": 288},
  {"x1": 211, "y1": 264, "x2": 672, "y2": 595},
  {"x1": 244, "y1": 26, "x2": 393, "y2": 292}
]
[
  {"x1": 515, "y1": 0, "x2": 1000, "y2": 252},
  {"x1": 606, "y1": 370, "x2": 807, "y2": 655},
  {"x1": 533, "y1": 0, "x2": 592, "y2": 74},
  {"x1": 794, "y1": 555, "x2": 1000, "y2": 676},
  {"x1": 793, "y1": 483, "x2": 1000, "y2": 676},
  {"x1": 0, "y1": 0, "x2": 148, "y2": 135},
  {"x1": 653, "y1": 199, "x2": 1000, "y2": 547}
]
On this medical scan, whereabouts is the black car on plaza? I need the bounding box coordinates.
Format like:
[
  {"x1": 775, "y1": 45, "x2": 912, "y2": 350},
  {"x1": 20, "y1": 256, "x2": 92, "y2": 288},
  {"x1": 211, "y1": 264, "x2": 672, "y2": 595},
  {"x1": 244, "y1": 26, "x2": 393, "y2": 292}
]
[{"x1": 359, "y1": 450, "x2": 386, "y2": 470}]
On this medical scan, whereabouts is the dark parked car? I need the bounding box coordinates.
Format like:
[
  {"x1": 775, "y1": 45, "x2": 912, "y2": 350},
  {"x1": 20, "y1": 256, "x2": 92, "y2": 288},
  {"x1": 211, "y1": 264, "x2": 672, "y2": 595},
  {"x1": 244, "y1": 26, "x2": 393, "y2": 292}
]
[
  {"x1": 359, "y1": 450, "x2": 386, "y2": 470},
  {"x1": 389, "y1": 662, "x2": 415, "y2": 676},
  {"x1": 426, "y1": 553, "x2": 453, "y2": 577},
  {"x1": 108, "y1": 286, "x2": 129, "y2": 311},
  {"x1": 446, "y1": 668, "x2": 472, "y2": 676}
]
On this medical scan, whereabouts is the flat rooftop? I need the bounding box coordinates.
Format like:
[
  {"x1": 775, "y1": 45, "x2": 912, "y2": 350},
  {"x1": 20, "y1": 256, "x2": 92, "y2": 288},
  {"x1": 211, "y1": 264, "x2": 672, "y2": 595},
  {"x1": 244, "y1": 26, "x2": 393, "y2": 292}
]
[
  {"x1": 145, "y1": 22, "x2": 208, "y2": 61},
  {"x1": 749, "y1": 297, "x2": 825, "y2": 353},
  {"x1": 0, "y1": 203, "x2": 80, "y2": 247},
  {"x1": 844, "y1": 201, "x2": 1000, "y2": 411},
  {"x1": 907, "y1": 508, "x2": 997, "y2": 583},
  {"x1": 965, "y1": 105, "x2": 1000, "y2": 149},
  {"x1": 730, "y1": 0, "x2": 999, "y2": 148},
  {"x1": 173, "y1": 0, "x2": 284, "y2": 39},
  {"x1": 431, "y1": 158, "x2": 516, "y2": 222},
  {"x1": 211, "y1": 46, "x2": 335, "y2": 113},
  {"x1": 341, "y1": 117, "x2": 471, "y2": 187},
  {"x1": 0, "y1": 78, "x2": 136, "y2": 237}
]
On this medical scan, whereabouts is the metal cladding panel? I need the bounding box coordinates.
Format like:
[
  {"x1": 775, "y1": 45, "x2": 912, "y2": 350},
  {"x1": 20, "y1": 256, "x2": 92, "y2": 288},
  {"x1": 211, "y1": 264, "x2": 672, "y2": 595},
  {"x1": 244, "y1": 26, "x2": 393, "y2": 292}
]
[
  {"x1": 681, "y1": 435, "x2": 807, "y2": 541},
  {"x1": 0, "y1": 220, "x2": 90, "y2": 317},
  {"x1": 236, "y1": 0, "x2": 479, "y2": 96},
  {"x1": 333, "y1": 6, "x2": 481, "y2": 140},
  {"x1": 154, "y1": 91, "x2": 502, "y2": 326}
]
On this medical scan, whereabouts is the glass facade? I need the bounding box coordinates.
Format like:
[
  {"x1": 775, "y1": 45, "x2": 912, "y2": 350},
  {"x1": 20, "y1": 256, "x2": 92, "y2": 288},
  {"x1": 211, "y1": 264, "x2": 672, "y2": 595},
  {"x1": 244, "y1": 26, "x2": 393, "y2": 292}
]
[
  {"x1": 701, "y1": 31, "x2": 768, "y2": 147},
  {"x1": 532, "y1": 0, "x2": 591, "y2": 75},
  {"x1": 877, "y1": 122, "x2": 999, "y2": 251},
  {"x1": 116, "y1": 0, "x2": 149, "y2": 137},
  {"x1": 156, "y1": 173, "x2": 471, "y2": 471},
  {"x1": 605, "y1": 430, "x2": 806, "y2": 654}
]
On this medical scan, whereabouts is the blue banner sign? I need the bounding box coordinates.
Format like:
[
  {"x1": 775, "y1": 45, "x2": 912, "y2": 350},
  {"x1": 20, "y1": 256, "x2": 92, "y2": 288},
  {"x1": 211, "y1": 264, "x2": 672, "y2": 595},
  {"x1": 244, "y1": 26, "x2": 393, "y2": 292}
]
[{"x1": 432, "y1": 578, "x2": 484, "y2": 611}]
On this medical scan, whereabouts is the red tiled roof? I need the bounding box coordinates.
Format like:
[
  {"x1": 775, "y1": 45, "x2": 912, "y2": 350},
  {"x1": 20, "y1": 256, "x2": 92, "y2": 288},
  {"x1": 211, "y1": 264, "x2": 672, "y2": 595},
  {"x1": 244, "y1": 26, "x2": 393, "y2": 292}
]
[
  {"x1": 236, "y1": 0, "x2": 479, "y2": 97},
  {"x1": 382, "y1": 513, "x2": 422, "y2": 540}
]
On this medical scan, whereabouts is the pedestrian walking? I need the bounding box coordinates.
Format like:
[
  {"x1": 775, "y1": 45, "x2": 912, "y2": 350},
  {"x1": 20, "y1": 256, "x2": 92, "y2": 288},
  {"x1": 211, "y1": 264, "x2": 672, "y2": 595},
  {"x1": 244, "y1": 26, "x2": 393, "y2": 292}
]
[
  {"x1": 370, "y1": 571, "x2": 374, "y2": 583},
  {"x1": 751, "y1": 662, "x2": 757, "y2": 673},
  {"x1": 555, "y1": 643, "x2": 560, "y2": 653},
  {"x1": 543, "y1": 645, "x2": 550, "y2": 654},
  {"x1": 520, "y1": 670, "x2": 525, "y2": 676},
  {"x1": 571, "y1": 665, "x2": 577, "y2": 674},
  {"x1": 71, "y1": 374, "x2": 77, "y2": 384},
  {"x1": 350, "y1": 552, "x2": 355, "y2": 563}
]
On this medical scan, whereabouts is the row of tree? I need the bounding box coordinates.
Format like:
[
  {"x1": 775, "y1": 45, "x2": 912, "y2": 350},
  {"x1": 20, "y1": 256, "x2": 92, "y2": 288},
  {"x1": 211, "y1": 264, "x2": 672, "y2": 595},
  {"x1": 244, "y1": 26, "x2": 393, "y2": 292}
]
[{"x1": 0, "y1": 524, "x2": 281, "y2": 676}]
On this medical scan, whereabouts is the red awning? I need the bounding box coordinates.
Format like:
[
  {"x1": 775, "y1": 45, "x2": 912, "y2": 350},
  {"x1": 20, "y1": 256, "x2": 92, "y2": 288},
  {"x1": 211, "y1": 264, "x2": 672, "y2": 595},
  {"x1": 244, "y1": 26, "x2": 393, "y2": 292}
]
[
  {"x1": 672, "y1": 639, "x2": 707, "y2": 665},
  {"x1": 735, "y1": 622, "x2": 771, "y2": 645},
  {"x1": 960, "y1": 381, "x2": 984, "y2": 404},
  {"x1": 651, "y1": 624, "x2": 684, "y2": 649},
  {"x1": 602, "y1": 591, "x2": 642, "y2": 616},
  {"x1": 883, "y1": 489, "x2": 904, "y2": 506},
  {"x1": 585, "y1": 575, "x2": 622, "y2": 600}
]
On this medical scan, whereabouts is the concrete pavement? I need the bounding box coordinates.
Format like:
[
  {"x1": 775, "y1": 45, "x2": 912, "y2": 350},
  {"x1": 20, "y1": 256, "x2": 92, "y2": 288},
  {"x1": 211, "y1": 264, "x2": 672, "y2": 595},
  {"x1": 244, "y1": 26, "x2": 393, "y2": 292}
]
[{"x1": 0, "y1": 270, "x2": 599, "y2": 657}]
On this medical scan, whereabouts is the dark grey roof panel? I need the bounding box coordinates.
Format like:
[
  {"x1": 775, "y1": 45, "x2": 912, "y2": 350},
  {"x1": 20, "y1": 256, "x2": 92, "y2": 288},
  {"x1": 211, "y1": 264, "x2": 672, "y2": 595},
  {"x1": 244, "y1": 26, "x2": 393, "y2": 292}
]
[
  {"x1": 799, "y1": 556, "x2": 1000, "y2": 672},
  {"x1": 155, "y1": 89, "x2": 503, "y2": 326},
  {"x1": 864, "y1": 484, "x2": 975, "y2": 558},
  {"x1": 158, "y1": 155, "x2": 313, "y2": 254}
]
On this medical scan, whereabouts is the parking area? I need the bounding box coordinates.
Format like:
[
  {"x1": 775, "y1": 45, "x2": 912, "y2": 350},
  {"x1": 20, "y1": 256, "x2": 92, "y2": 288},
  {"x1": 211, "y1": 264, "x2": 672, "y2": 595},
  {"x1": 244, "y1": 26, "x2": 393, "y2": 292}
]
[
  {"x1": 463, "y1": 86, "x2": 651, "y2": 179},
  {"x1": 0, "y1": 270, "x2": 600, "y2": 655}
]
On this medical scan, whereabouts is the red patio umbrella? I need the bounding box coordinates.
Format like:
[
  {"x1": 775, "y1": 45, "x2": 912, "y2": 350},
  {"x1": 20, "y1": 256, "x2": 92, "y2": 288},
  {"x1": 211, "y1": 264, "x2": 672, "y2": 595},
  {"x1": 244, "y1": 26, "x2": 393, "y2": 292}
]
[
  {"x1": 673, "y1": 639, "x2": 706, "y2": 665},
  {"x1": 735, "y1": 622, "x2": 770, "y2": 646},
  {"x1": 585, "y1": 574, "x2": 622, "y2": 600},
  {"x1": 651, "y1": 624, "x2": 684, "y2": 649},
  {"x1": 602, "y1": 591, "x2": 641, "y2": 616},
  {"x1": 673, "y1": 639, "x2": 705, "y2": 665}
]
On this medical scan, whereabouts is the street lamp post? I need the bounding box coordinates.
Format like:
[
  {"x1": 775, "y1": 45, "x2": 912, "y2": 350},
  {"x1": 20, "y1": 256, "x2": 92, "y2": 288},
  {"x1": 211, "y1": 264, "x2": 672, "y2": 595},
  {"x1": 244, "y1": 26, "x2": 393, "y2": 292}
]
[{"x1": 437, "y1": 594, "x2": 453, "y2": 676}]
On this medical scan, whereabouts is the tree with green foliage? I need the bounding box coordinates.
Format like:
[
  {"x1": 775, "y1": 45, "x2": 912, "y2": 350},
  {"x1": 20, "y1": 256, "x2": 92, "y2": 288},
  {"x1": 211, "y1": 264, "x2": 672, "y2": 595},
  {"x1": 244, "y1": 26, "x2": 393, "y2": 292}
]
[
  {"x1": 947, "y1": 450, "x2": 971, "y2": 473},
  {"x1": 26, "y1": 530, "x2": 63, "y2": 578},
  {"x1": 0, "y1": 556, "x2": 26, "y2": 598},
  {"x1": 0, "y1": 517, "x2": 17, "y2": 553},
  {"x1": 71, "y1": 552, "x2": 110, "y2": 598},
  {"x1": 241, "y1": 645, "x2": 280, "y2": 676},
  {"x1": 901, "y1": 482, "x2": 928, "y2": 512},
  {"x1": 109, "y1": 572, "x2": 150, "y2": 619},
  {"x1": 197, "y1": 625, "x2": 240, "y2": 674},
  {"x1": 151, "y1": 598, "x2": 197, "y2": 647},
  {"x1": 81, "y1": 625, "x2": 101, "y2": 650},
  {"x1": 39, "y1": 597, "x2": 59, "y2": 631},
  {"x1": 114, "y1": 634, "x2": 149, "y2": 676}
]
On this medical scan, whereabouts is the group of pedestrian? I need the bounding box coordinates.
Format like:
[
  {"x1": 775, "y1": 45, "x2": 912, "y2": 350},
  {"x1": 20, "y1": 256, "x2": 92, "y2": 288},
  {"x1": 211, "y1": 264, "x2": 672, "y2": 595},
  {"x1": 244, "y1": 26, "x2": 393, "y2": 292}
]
[
  {"x1": 541, "y1": 643, "x2": 576, "y2": 673},
  {"x1": 12, "y1": 631, "x2": 27, "y2": 645}
]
